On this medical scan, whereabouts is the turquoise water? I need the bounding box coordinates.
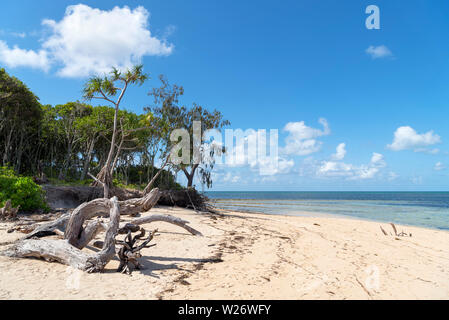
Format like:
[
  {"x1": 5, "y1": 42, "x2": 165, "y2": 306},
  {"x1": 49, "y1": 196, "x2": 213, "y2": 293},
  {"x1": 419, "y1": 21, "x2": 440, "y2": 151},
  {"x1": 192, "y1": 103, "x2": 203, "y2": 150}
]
[{"x1": 205, "y1": 192, "x2": 449, "y2": 230}]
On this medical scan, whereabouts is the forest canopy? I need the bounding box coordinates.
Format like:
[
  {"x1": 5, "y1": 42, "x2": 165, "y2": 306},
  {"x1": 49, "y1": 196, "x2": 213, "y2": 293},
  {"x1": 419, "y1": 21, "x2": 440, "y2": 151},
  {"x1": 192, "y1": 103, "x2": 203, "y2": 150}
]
[{"x1": 0, "y1": 67, "x2": 229, "y2": 193}]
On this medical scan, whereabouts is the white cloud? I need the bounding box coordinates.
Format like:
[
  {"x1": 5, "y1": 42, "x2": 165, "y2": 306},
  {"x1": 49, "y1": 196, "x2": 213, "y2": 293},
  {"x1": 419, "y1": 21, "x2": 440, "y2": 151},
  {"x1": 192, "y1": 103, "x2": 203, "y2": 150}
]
[
  {"x1": 0, "y1": 4, "x2": 173, "y2": 77},
  {"x1": 388, "y1": 171, "x2": 399, "y2": 181},
  {"x1": 11, "y1": 32, "x2": 26, "y2": 38},
  {"x1": 331, "y1": 143, "x2": 346, "y2": 160},
  {"x1": 371, "y1": 152, "x2": 386, "y2": 167},
  {"x1": 366, "y1": 45, "x2": 393, "y2": 59},
  {"x1": 0, "y1": 30, "x2": 26, "y2": 38},
  {"x1": 317, "y1": 152, "x2": 386, "y2": 180},
  {"x1": 0, "y1": 40, "x2": 50, "y2": 71},
  {"x1": 282, "y1": 118, "x2": 330, "y2": 156},
  {"x1": 317, "y1": 161, "x2": 354, "y2": 178},
  {"x1": 353, "y1": 167, "x2": 380, "y2": 180},
  {"x1": 387, "y1": 126, "x2": 441, "y2": 152},
  {"x1": 222, "y1": 172, "x2": 241, "y2": 184},
  {"x1": 252, "y1": 156, "x2": 294, "y2": 176},
  {"x1": 434, "y1": 162, "x2": 446, "y2": 171},
  {"x1": 223, "y1": 129, "x2": 292, "y2": 176}
]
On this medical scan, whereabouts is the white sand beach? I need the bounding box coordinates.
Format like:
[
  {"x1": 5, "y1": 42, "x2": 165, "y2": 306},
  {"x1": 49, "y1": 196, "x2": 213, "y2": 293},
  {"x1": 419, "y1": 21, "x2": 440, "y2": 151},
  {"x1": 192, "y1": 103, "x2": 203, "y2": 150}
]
[{"x1": 1, "y1": 207, "x2": 448, "y2": 300}]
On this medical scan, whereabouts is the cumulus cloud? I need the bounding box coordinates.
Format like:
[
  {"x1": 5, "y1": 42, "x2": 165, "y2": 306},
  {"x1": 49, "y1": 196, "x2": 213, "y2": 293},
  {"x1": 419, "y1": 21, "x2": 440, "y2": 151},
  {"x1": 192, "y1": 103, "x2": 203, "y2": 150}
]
[
  {"x1": 0, "y1": 4, "x2": 173, "y2": 77},
  {"x1": 317, "y1": 152, "x2": 386, "y2": 180},
  {"x1": 366, "y1": 45, "x2": 393, "y2": 59},
  {"x1": 317, "y1": 161, "x2": 354, "y2": 178},
  {"x1": 371, "y1": 152, "x2": 386, "y2": 167},
  {"x1": 0, "y1": 40, "x2": 50, "y2": 71},
  {"x1": 282, "y1": 118, "x2": 330, "y2": 156},
  {"x1": 387, "y1": 126, "x2": 441, "y2": 152},
  {"x1": 434, "y1": 162, "x2": 446, "y2": 171},
  {"x1": 331, "y1": 143, "x2": 346, "y2": 160},
  {"x1": 252, "y1": 156, "x2": 294, "y2": 176},
  {"x1": 222, "y1": 172, "x2": 241, "y2": 184}
]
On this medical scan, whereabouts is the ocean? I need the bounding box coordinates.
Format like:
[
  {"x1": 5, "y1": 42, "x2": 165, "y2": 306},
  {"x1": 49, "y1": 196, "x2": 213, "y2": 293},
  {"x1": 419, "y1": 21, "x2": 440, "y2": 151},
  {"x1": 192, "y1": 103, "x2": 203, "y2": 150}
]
[{"x1": 205, "y1": 191, "x2": 449, "y2": 230}]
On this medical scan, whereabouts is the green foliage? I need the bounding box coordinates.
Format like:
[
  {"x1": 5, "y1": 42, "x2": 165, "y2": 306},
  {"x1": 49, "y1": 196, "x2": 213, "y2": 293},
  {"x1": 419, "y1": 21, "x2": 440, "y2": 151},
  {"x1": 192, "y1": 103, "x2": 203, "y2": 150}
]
[
  {"x1": 0, "y1": 167, "x2": 48, "y2": 212},
  {"x1": 149, "y1": 76, "x2": 230, "y2": 188},
  {"x1": 83, "y1": 65, "x2": 148, "y2": 102},
  {"x1": 1, "y1": 67, "x2": 228, "y2": 191},
  {"x1": 113, "y1": 164, "x2": 183, "y2": 190}
]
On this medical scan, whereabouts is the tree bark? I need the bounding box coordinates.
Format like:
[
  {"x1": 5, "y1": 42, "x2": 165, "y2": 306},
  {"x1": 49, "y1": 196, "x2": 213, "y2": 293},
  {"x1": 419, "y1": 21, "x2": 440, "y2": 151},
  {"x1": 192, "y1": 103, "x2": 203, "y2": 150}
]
[
  {"x1": 1, "y1": 197, "x2": 121, "y2": 273},
  {"x1": 64, "y1": 188, "x2": 161, "y2": 248},
  {"x1": 183, "y1": 164, "x2": 199, "y2": 188},
  {"x1": 80, "y1": 137, "x2": 97, "y2": 181},
  {"x1": 143, "y1": 153, "x2": 171, "y2": 195},
  {"x1": 121, "y1": 214, "x2": 202, "y2": 236}
]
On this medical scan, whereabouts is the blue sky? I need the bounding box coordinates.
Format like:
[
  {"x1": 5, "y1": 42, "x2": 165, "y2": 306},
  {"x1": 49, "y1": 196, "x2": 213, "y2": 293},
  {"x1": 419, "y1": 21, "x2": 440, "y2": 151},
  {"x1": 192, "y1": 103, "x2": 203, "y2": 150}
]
[{"x1": 1, "y1": 0, "x2": 448, "y2": 191}]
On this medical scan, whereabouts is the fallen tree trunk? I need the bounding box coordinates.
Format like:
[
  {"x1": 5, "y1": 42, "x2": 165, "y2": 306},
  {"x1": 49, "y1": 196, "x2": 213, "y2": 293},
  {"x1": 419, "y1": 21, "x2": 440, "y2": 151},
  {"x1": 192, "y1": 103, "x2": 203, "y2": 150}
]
[
  {"x1": 93, "y1": 213, "x2": 203, "y2": 251},
  {"x1": 24, "y1": 213, "x2": 71, "y2": 239},
  {"x1": 123, "y1": 214, "x2": 203, "y2": 236},
  {"x1": 20, "y1": 188, "x2": 160, "y2": 245},
  {"x1": 1, "y1": 197, "x2": 121, "y2": 273},
  {"x1": 64, "y1": 188, "x2": 161, "y2": 248},
  {"x1": 2, "y1": 187, "x2": 203, "y2": 273},
  {"x1": 18, "y1": 189, "x2": 202, "y2": 243}
]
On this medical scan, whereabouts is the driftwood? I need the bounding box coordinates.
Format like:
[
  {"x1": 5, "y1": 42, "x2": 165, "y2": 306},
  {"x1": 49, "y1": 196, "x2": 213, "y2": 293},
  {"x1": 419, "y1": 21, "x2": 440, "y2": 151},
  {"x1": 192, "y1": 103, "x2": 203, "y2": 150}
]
[
  {"x1": 2, "y1": 197, "x2": 121, "y2": 272},
  {"x1": 24, "y1": 213, "x2": 71, "y2": 239},
  {"x1": 116, "y1": 227, "x2": 157, "y2": 274},
  {"x1": 0, "y1": 200, "x2": 19, "y2": 221},
  {"x1": 1, "y1": 187, "x2": 203, "y2": 273},
  {"x1": 90, "y1": 215, "x2": 202, "y2": 250},
  {"x1": 19, "y1": 188, "x2": 160, "y2": 244},
  {"x1": 18, "y1": 190, "x2": 201, "y2": 241},
  {"x1": 380, "y1": 223, "x2": 412, "y2": 238},
  {"x1": 123, "y1": 214, "x2": 203, "y2": 236}
]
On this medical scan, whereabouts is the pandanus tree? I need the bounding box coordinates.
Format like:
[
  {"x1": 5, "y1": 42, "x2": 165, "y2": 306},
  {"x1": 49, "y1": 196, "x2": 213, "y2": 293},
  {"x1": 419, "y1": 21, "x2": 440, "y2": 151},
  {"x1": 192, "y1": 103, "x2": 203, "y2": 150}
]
[{"x1": 82, "y1": 65, "x2": 148, "y2": 197}]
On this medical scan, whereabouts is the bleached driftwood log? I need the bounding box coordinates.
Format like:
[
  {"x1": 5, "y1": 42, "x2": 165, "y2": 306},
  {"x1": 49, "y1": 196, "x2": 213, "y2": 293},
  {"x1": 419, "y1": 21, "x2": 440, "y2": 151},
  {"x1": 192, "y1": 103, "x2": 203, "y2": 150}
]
[
  {"x1": 20, "y1": 188, "x2": 161, "y2": 246},
  {"x1": 23, "y1": 213, "x2": 71, "y2": 239},
  {"x1": 116, "y1": 227, "x2": 157, "y2": 274},
  {"x1": 93, "y1": 214, "x2": 203, "y2": 249},
  {"x1": 64, "y1": 188, "x2": 159, "y2": 248},
  {"x1": 122, "y1": 214, "x2": 203, "y2": 236},
  {"x1": 2, "y1": 197, "x2": 121, "y2": 273},
  {"x1": 1, "y1": 188, "x2": 203, "y2": 273}
]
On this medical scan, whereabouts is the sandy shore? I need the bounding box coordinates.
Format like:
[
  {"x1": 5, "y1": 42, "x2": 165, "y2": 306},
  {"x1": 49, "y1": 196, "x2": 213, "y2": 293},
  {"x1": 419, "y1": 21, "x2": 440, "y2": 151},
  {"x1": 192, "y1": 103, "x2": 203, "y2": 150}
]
[{"x1": 0, "y1": 206, "x2": 448, "y2": 300}]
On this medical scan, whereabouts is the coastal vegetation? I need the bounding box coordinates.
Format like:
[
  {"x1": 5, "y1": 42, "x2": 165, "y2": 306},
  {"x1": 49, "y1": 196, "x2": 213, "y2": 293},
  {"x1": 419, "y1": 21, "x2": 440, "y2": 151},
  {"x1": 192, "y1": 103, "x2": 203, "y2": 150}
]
[
  {"x1": 0, "y1": 66, "x2": 228, "y2": 196},
  {"x1": 0, "y1": 166, "x2": 47, "y2": 212},
  {"x1": 0, "y1": 65, "x2": 227, "y2": 273}
]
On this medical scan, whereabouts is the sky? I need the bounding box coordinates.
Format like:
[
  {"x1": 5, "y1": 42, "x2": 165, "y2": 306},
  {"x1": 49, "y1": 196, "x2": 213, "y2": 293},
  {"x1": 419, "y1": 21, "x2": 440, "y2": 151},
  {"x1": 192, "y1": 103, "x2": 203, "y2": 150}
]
[{"x1": 1, "y1": 0, "x2": 448, "y2": 191}]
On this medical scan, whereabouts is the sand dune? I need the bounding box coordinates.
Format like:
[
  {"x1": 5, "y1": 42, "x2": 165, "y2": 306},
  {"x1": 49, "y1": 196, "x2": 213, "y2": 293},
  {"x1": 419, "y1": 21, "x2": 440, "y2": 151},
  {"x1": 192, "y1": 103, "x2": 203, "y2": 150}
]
[{"x1": 1, "y1": 207, "x2": 448, "y2": 300}]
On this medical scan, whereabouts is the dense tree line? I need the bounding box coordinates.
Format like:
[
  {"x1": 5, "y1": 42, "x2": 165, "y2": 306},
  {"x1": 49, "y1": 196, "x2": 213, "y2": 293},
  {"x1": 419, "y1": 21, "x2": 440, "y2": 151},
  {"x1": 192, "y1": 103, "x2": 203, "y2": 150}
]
[{"x1": 0, "y1": 67, "x2": 229, "y2": 190}]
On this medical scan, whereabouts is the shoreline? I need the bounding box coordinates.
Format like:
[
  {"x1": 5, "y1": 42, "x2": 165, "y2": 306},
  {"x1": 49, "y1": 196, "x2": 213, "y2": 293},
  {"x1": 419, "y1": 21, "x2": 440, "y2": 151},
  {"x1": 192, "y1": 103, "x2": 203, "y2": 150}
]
[
  {"x1": 1, "y1": 206, "x2": 449, "y2": 299},
  {"x1": 213, "y1": 206, "x2": 449, "y2": 233}
]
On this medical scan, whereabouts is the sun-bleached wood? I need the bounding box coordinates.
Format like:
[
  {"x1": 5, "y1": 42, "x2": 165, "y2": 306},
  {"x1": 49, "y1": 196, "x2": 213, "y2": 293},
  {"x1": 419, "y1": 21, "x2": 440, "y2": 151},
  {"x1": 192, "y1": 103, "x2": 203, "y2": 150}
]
[{"x1": 2, "y1": 197, "x2": 121, "y2": 273}]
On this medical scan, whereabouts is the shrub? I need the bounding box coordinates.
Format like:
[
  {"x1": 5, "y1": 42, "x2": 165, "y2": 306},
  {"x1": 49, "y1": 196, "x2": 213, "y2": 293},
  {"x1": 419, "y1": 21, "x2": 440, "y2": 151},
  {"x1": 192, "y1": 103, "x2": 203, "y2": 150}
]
[{"x1": 0, "y1": 166, "x2": 48, "y2": 212}]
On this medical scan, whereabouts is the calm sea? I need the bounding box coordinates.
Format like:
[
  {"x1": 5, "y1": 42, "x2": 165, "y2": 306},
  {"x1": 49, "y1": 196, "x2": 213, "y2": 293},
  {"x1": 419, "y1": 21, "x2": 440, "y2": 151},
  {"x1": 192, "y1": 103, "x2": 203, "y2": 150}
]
[{"x1": 205, "y1": 191, "x2": 449, "y2": 230}]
